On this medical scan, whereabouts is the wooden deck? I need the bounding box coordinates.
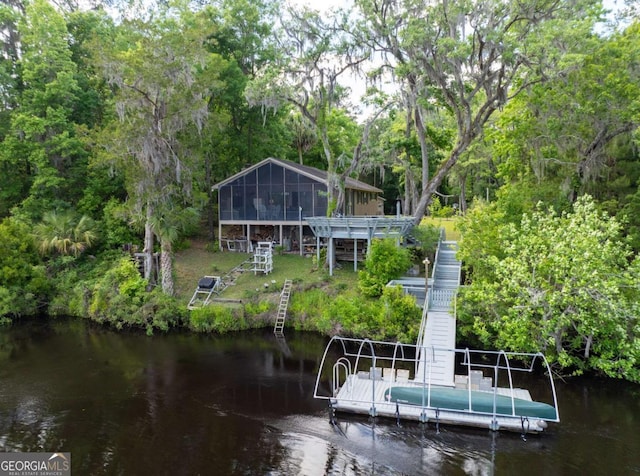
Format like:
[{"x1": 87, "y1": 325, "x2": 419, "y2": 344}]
[
  {"x1": 415, "y1": 241, "x2": 460, "y2": 386},
  {"x1": 415, "y1": 311, "x2": 457, "y2": 386}
]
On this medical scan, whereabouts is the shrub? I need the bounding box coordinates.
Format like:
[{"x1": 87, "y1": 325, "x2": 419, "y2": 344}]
[
  {"x1": 379, "y1": 285, "x2": 421, "y2": 342},
  {"x1": 428, "y1": 196, "x2": 456, "y2": 218},
  {"x1": 0, "y1": 218, "x2": 50, "y2": 322},
  {"x1": 358, "y1": 239, "x2": 411, "y2": 297},
  {"x1": 321, "y1": 288, "x2": 420, "y2": 342},
  {"x1": 244, "y1": 300, "x2": 273, "y2": 315},
  {"x1": 188, "y1": 305, "x2": 247, "y2": 333},
  {"x1": 325, "y1": 295, "x2": 379, "y2": 337},
  {"x1": 81, "y1": 257, "x2": 185, "y2": 334},
  {"x1": 289, "y1": 287, "x2": 334, "y2": 331},
  {"x1": 101, "y1": 199, "x2": 139, "y2": 249},
  {"x1": 409, "y1": 223, "x2": 441, "y2": 263}
]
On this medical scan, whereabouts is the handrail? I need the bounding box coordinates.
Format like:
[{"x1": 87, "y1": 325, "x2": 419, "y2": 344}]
[
  {"x1": 313, "y1": 335, "x2": 340, "y2": 398},
  {"x1": 415, "y1": 290, "x2": 430, "y2": 374},
  {"x1": 496, "y1": 350, "x2": 516, "y2": 416},
  {"x1": 314, "y1": 336, "x2": 561, "y2": 425},
  {"x1": 540, "y1": 352, "x2": 561, "y2": 421},
  {"x1": 332, "y1": 359, "x2": 351, "y2": 395},
  {"x1": 431, "y1": 228, "x2": 444, "y2": 282},
  {"x1": 390, "y1": 341, "x2": 405, "y2": 375}
]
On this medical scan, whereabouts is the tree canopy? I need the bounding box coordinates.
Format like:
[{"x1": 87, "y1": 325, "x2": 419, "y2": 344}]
[
  {"x1": 0, "y1": 0, "x2": 638, "y2": 380},
  {"x1": 458, "y1": 195, "x2": 640, "y2": 381}
]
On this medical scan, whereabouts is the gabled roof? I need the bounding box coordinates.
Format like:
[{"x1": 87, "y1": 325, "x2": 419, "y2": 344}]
[{"x1": 212, "y1": 157, "x2": 382, "y2": 193}]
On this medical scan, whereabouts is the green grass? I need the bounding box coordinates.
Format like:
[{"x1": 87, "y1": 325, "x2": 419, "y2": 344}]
[
  {"x1": 174, "y1": 240, "x2": 359, "y2": 303},
  {"x1": 421, "y1": 217, "x2": 461, "y2": 241},
  {"x1": 174, "y1": 240, "x2": 248, "y2": 300}
]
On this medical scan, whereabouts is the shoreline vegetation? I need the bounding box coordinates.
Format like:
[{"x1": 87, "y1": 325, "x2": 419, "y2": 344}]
[
  {"x1": 2, "y1": 214, "x2": 639, "y2": 383},
  {"x1": 18, "y1": 220, "x2": 445, "y2": 342}
]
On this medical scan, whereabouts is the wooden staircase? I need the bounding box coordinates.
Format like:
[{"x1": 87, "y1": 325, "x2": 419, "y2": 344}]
[{"x1": 274, "y1": 279, "x2": 293, "y2": 335}]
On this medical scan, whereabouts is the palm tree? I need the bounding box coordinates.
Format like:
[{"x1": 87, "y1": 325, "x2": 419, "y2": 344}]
[
  {"x1": 35, "y1": 210, "x2": 98, "y2": 258},
  {"x1": 150, "y1": 206, "x2": 199, "y2": 296}
]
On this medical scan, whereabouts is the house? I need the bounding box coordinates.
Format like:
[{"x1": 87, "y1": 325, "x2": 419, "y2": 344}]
[{"x1": 212, "y1": 157, "x2": 384, "y2": 253}]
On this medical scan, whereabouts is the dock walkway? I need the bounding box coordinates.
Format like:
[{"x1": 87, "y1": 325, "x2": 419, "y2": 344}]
[{"x1": 415, "y1": 240, "x2": 461, "y2": 386}]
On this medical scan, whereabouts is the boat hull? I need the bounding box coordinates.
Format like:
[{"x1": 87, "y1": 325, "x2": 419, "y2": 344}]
[{"x1": 385, "y1": 386, "x2": 557, "y2": 420}]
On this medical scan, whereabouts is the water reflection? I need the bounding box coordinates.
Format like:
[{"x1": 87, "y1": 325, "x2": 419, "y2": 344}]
[{"x1": 1, "y1": 319, "x2": 639, "y2": 475}]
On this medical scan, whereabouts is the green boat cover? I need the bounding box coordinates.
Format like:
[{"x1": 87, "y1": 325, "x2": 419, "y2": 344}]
[{"x1": 384, "y1": 386, "x2": 557, "y2": 420}]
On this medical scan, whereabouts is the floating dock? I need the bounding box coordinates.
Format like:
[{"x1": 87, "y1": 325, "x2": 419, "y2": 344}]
[
  {"x1": 313, "y1": 237, "x2": 560, "y2": 433},
  {"x1": 314, "y1": 338, "x2": 560, "y2": 433}
]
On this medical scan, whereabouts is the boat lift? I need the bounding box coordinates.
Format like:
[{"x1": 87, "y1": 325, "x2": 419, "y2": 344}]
[
  {"x1": 313, "y1": 336, "x2": 560, "y2": 434},
  {"x1": 187, "y1": 276, "x2": 221, "y2": 310}
]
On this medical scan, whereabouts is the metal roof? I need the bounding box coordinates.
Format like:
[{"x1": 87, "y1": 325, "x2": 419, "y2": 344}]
[{"x1": 211, "y1": 157, "x2": 382, "y2": 193}]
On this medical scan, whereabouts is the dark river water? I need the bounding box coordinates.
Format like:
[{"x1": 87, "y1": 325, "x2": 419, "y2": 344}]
[{"x1": 1, "y1": 318, "x2": 639, "y2": 475}]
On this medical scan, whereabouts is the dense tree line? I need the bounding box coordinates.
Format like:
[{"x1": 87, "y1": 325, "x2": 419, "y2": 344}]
[{"x1": 0, "y1": 0, "x2": 638, "y2": 379}]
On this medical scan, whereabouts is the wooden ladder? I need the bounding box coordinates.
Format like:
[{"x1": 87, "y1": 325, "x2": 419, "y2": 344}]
[{"x1": 274, "y1": 279, "x2": 292, "y2": 335}]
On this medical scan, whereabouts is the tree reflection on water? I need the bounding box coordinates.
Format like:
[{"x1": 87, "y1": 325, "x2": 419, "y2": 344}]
[{"x1": 0, "y1": 318, "x2": 639, "y2": 475}]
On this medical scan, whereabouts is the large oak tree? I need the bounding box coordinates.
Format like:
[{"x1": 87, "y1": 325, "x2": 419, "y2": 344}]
[{"x1": 356, "y1": 0, "x2": 605, "y2": 223}]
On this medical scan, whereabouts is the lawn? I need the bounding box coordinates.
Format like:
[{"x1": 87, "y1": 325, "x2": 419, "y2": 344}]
[
  {"x1": 173, "y1": 240, "x2": 359, "y2": 303},
  {"x1": 173, "y1": 240, "x2": 247, "y2": 300},
  {"x1": 421, "y1": 217, "x2": 461, "y2": 241}
]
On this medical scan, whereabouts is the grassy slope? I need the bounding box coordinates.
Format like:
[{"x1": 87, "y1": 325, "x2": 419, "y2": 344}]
[
  {"x1": 421, "y1": 217, "x2": 460, "y2": 241},
  {"x1": 174, "y1": 217, "x2": 460, "y2": 304},
  {"x1": 173, "y1": 239, "x2": 358, "y2": 303}
]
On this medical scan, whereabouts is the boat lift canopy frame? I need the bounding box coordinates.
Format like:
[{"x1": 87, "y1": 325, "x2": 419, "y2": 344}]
[{"x1": 313, "y1": 336, "x2": 560, "y2": 426}]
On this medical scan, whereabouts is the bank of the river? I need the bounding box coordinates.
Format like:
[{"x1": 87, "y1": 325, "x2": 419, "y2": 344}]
[{"x1": 172, "y1": 238, "x2": 422, "y2": 342}]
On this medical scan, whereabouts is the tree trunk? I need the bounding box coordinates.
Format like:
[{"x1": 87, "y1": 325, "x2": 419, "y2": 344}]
[
  {"x1": 415, "y1": 104, "x2": 430, "y2": 201},
  {"x1": 143, "y1": 202, "x2": 155, "y2": 284},
  {"x1": 458, "y1": 173, "x2": 467, "y2": 214},
  {"x1": 323, "y1": 135, "x2": 340, "y2": 216},
  {"x1": 404, "y1": 101, "x2": 413, "y2": 216},
  {"x1": 335, "y1": 104, "x2": 390, "y2": 217},
  {"x1": 205, "y1": 152, "x2": 215, "y2": 241},
  {"x1": 412, "y1": 137, "x2": 471, "y2": 225},
  {"x1": 404, "y1": 170, "x2": 412, "y2": 216},
  {"x1": 160, "y1": 238, "x2": 174, "y2": 296},
  {"x1": 584, "y1": 334, "x2": 593, "y2": 359}
]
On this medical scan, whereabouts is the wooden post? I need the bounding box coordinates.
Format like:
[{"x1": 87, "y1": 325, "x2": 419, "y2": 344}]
[
  {"x1": 423, "y1": 257, "x2": 431, "y2": 291},
  {"x1": 299, "y1": 206, "x2": 303, "y2": 256}
]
